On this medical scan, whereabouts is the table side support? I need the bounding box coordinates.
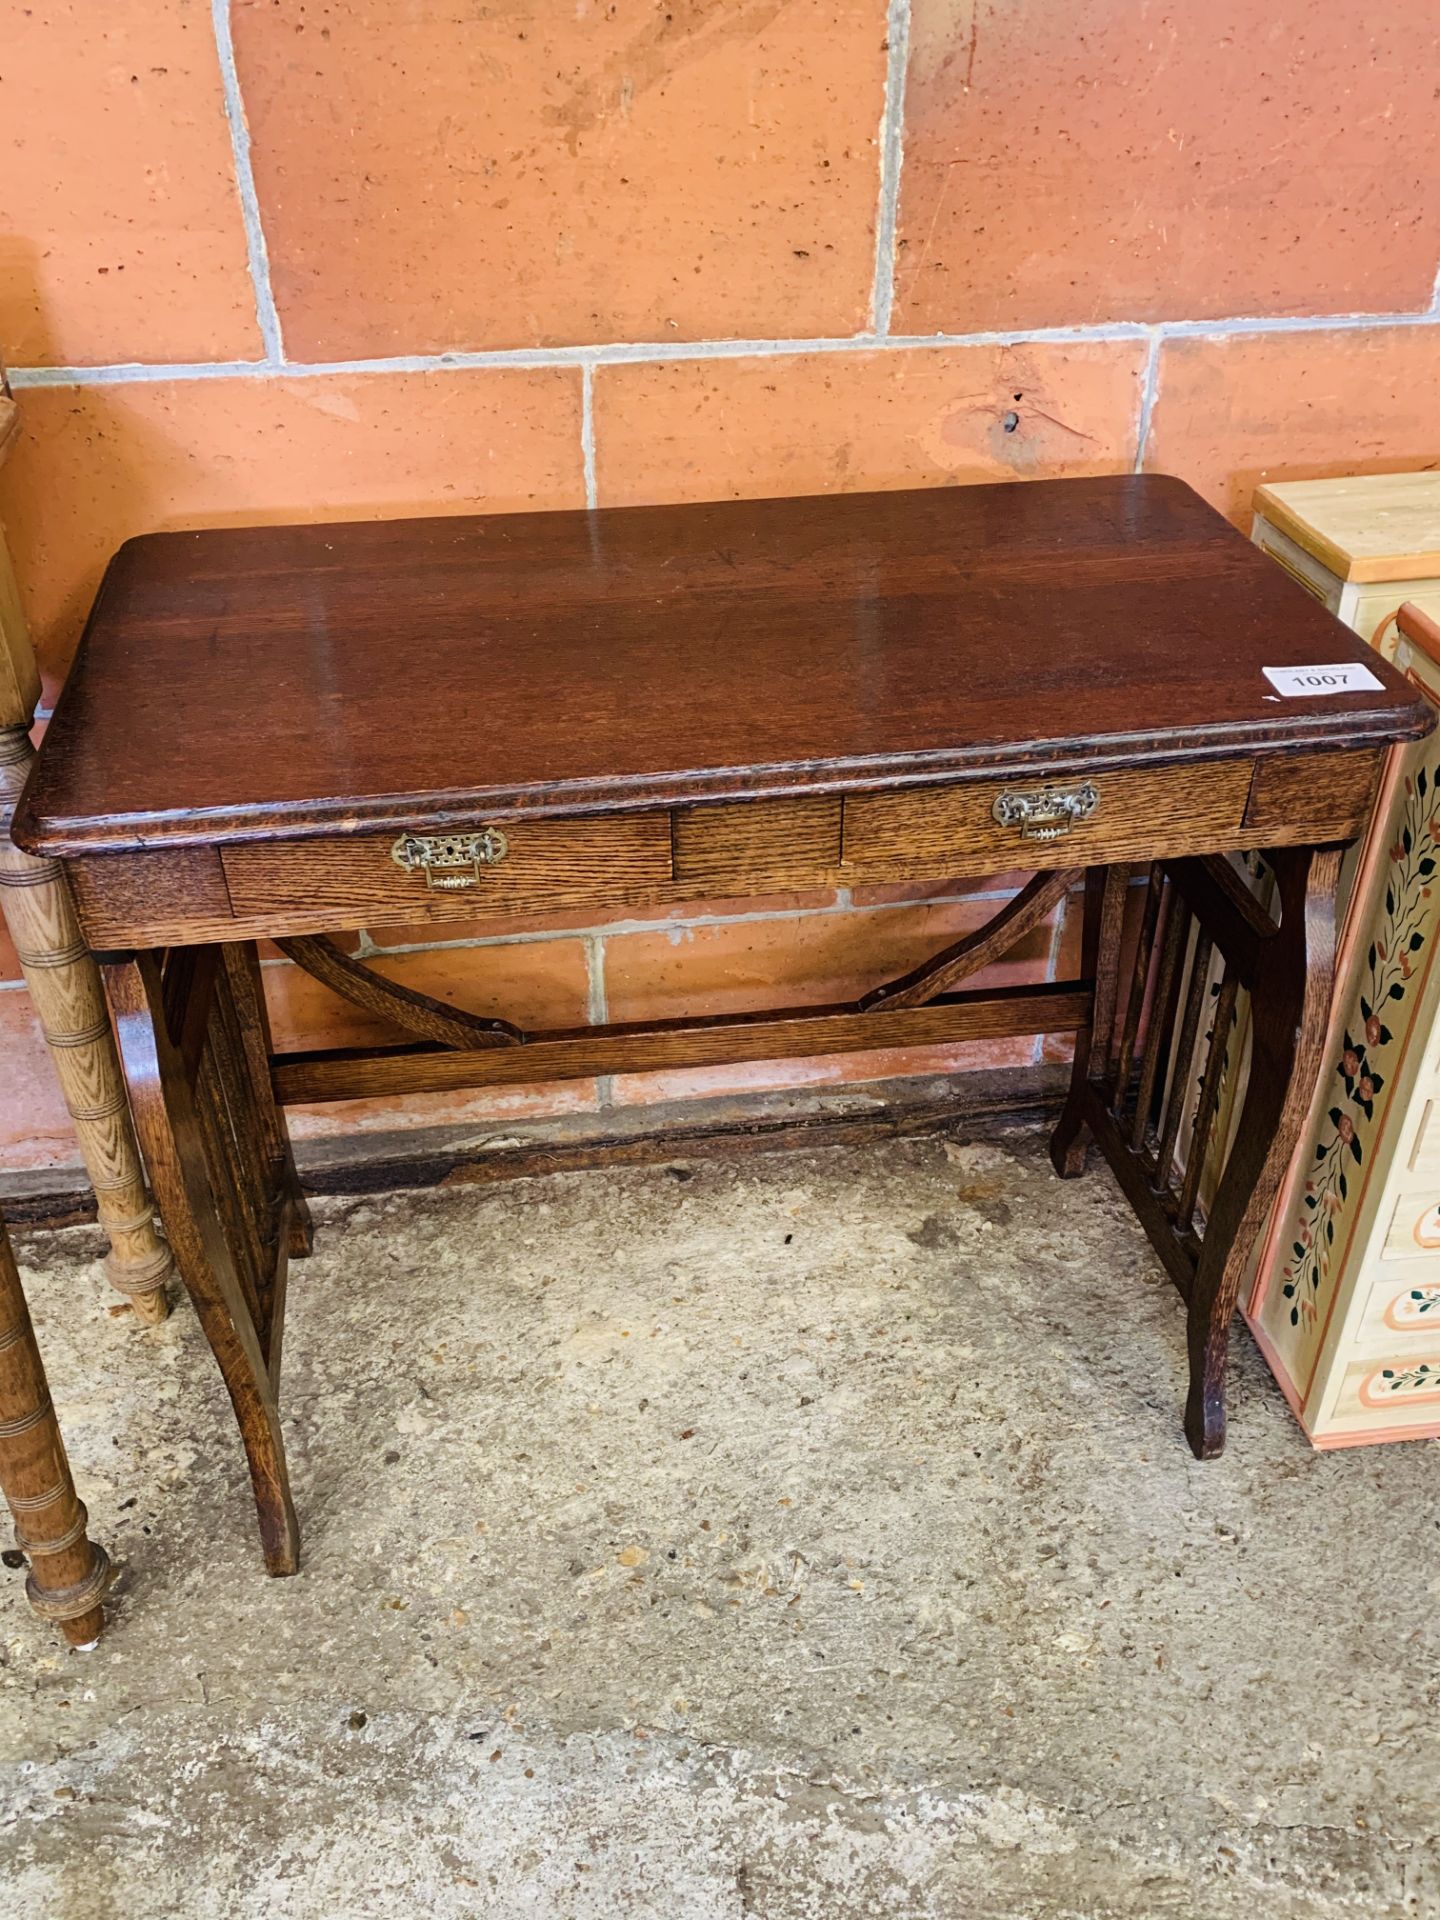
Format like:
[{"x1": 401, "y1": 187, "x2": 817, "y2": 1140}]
[
  {"x1": 0, "y1": 1215, "x2": 110, "y2": 1644},
  {"x1": 100, "y1": 947, "x2": 300, "y2": 1574},
  {"x1": 0, "y1": 729, "x2": 175, "y2": 1325},
  {"x1": 1052, "y1": 846, "x2": 1344, "y2": 1458}
]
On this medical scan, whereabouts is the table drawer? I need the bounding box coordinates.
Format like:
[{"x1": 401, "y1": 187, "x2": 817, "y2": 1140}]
[
  {"x1": 841, "y1": 760, "x2": 1254, "y2": 878},
  {"x1": 221, "y1": 812, "x2": 673, "y2": 931}
]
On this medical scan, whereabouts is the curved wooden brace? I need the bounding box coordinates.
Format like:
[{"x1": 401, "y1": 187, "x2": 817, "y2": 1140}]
[
  {"x1": 860, "y1": 868, "x2": 1080, "y2": 1013},
  {"x1": 276, "y1": 935, "x2": 524, "y2": 1050}
]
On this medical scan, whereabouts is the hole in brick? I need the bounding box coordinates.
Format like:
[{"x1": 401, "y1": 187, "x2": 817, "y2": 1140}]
[{"x1": 1002, "y1": 411, "x2": 1021, "y2": 433}]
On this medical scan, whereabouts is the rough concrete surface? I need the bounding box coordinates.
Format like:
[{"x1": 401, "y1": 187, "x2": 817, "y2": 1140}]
[{"x1": 1, "y1": 1128, "x2": 1436, "y2": 1919}]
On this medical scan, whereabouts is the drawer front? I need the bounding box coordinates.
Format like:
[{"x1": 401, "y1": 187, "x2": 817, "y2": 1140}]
[
  {"x1": 221, "y1": 812, "x2": 673, "y2": 931},
  {"x1": 1357, "y1": 1269, "x2": 1440, "y2": 1345},
  {"x1": 1382, "y1": 1188, "x2": 1440, "y2": 1261},
  {"x1": 1333, "y1": 1351, "x2": 1440, "y2": 1423},
  {"x1": 841, "y1": 761, "x2": 1254, "y2": 878}
]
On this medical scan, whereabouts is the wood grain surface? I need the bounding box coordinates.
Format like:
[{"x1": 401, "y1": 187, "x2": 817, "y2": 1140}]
[{"x1": 15, "y1": 475, "x2": 1432, "y2": 857}]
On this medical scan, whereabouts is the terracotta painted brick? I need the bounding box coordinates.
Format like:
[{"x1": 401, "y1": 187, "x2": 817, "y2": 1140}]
[
  {"x1": 261, "y1": 941, "x2": 591, "y2": 1054},
  {"x1": 266, "y1": 937, "x2": 602, "y2": 1140},
  {"x1": 363, "y1": 911, "x2": 610, "y2": 951},
  {"x1": 360, "y1": 892, "x2": 840, "y2": 952},
  {"x1": 600, "y1": 895, "x2": 1054, "y2": 1105},
  {"x1": 0, "y1": 917, "x2": 22, "y2": 985},
  {"x1": 603, "y1": 898, "x2": 1056, "y2": 1023},
  {"x1": 285, "y1": 1081, "x2": 602, "y2": 1143},
  {"x1": 1145, "y1": 328, "x2": 1440, "y2": 527},
  {"x1": 0, "y1": 369, "x2": 584, "y2": 683},
  {"x1": 594, "y1": 341, "x2": 1146, "y2": 506},
  {"x1": 233, "y1": 0, "x2": 886, "y2": 358},
  {"x1": 609, "y1": 1037, "x2": 1038, "y2": 1110},
  {"x1": 895, "y1": 0, "x2": 1440, "y2": 333},
  {"x1": 847, "y1": 872, "x2": 1029, "y2": 907},
  {"x1": 1, "y1": 1, "x2": 259, "y2": 366},
  {"x1": 0, "y1": 992, "x2": 80, "y2": 1170}
]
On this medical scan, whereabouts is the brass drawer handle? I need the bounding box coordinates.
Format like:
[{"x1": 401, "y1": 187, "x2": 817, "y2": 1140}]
[
  {"x1": 391, "y1": 828, "x2": 509, "y2": 890},
  {"x1": 991, "y1": 781, "x2": 1099, "y2": 842}
]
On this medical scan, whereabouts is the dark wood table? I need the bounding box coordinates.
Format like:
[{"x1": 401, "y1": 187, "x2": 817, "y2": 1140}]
[{"x1": 15, "y1": 475, "x2": 1432, "y2": 1576}]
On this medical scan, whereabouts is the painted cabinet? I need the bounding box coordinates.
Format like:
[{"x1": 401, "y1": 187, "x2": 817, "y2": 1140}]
[{"x1": 1243, "y1": 475, "x2": 1440, "y2": 1445}]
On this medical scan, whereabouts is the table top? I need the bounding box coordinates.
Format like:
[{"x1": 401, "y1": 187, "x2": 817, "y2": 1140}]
[{"x1": 17, "y1": 474, "x2": 1432, "y2": 856}]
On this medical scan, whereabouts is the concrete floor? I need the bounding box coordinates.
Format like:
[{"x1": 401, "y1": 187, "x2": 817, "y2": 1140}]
[{"x1": 1, "y1": 1126, "x2": 1436, "y2": 1919}]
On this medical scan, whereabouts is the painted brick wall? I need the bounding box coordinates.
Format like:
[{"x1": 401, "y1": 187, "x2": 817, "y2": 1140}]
[{"x1": 3, "y1": 0, "x2": 1439, "y2": 1168}]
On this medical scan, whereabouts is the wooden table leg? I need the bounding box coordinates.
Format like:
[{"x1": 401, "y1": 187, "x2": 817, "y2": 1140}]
[
  {"x1": 0, "y1": 734, "x2": 175, "y2": 1329},
  {"x1": 0, "y1": 1213, "x2": 109, "y2": 1645},
  {"x1": 101, "y1": 947, "x2": 300, "y2": 1574}
]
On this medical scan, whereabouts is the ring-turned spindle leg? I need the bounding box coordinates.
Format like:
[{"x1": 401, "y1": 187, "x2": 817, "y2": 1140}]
[
  {"x1": 1051, "y1": 863, "x2": 1130, "y2": 1177},
  {"x1": 1182, "y1": 845, "x2": 1342, "y2": 1457},
  {"x1": 101, "y1": 950, "x2": 299, "y2": 1574},
  {"x1": 0, "y1": 1215, "x2": 110, "y2": 1645}
]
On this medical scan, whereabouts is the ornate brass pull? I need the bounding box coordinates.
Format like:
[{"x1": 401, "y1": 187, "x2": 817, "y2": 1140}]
[
  {"x1": 391, "y1": 828, "x2": 509, "y2": 890},
  {"x1": 991, "y1": 781, "x2": 1099, "y2": 842}
]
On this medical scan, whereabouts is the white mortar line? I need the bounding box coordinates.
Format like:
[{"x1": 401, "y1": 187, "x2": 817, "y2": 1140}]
[
  {"x1": 1132, "y1": 329, "x2": 1162, "y2": 473},
  {"x1": 13, "y1": 300, "x2": 1440, "y2": 392},
  {"x1": 869, "y1": 0, "x2": 912, "y2": 336},
  {"x1": 585, "y1": 933, "x2": 614, "y2": 1105},
  {"x1": 584, "y1": 933, "x2": 609, "y2": 1025},
  {"x1": 1430, "y1": 258, "x2": 1440, "y2": 315},
  {"x1": 580, "y1": 362, "x2": 598, "y2": 509},
  {"x1": 210, "y1": 0, "x2": 285, "y2": 364}
]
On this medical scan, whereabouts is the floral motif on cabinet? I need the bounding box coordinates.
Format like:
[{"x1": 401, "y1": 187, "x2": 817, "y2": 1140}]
[{"x1": 1281, "y1": 765, "x2": 1440, "y2": 1328}]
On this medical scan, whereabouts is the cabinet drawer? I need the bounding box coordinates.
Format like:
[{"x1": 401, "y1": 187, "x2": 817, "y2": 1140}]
[
  {"x1": 1357, "y1": 1270, "x2": 1440, "y2": 1344},
  {"x1": 221, "y1": 812, "x2": 673, "y2": 931},
  {"x1": 841, "y1": 761, "x2": 1254, "y2": 878}
]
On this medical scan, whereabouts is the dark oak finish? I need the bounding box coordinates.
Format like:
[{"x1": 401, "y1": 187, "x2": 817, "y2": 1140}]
[
  {"x1": 271, "y1": 982, "x2": 1092, "y2": 1106},
  {"x1": 1053, "y1": 847, "x2": 1344, "y2": 1456},
  {"x1": 842, "y1": 761, "x2": 1254, "y2": 874},
  {"x1": 103, "y1": 948, "x2": 301, "y2": 1574},
  {"x1": 1243, "y1": 746, "x2": 1380, "y2": 835},
  {"x1": 14, "y1": 476, "x2": 1428, "y2": 856},
  {"x1": 16, "y1": 475, "x2": 1434, "y2": 1571},
  {"x1": 223, "y1": 812, "x2": 672, "y2": 924}
]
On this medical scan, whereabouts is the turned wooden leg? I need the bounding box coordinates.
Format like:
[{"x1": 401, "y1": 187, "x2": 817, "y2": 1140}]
[
  {"x1": 0, "y1": 1213, "x2": 110, "y2": 1645},
  {"x1": 1050, "y1": 864, "x2": 1130, "y2": 1178},
  {"x1": 101, "y1": 949, "x2": 299, "y2": 1574},
  {"x1": 0, "y1": 737, "x2": 175, "y2": 1327},
  {"x1": 1182, "y1": 845, "x2": 1342, "y2": 1458}
]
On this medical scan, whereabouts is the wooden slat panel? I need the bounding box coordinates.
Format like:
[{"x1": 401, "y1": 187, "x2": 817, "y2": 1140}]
[
  {"x1": 841, "y1": 761, "x2": 1253, "y2": 878},
  {"x1": 273, "y1": 982, "x2": 1091, "y2": 1105}
]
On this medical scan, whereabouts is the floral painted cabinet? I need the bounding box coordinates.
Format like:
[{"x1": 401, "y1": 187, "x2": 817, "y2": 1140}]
[{"x1": 1245, "y1": 606, "x2": 1440, "y2": 1444}]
